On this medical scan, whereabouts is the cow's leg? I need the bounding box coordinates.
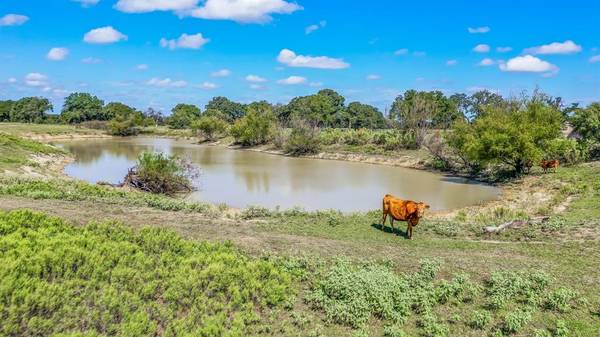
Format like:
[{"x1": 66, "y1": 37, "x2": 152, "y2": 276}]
[
  {"x1": 381, "y1": 212, "x2": 388, "y2": 229},
  {"x1": 407, "y1": 223, "x2": 412, "y2": 239},
  {"x1": 390, "y1": 218, "x2": 395, "y2": 234}
]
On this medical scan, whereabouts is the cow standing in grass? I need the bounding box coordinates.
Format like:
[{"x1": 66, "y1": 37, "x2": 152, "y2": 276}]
[
  {"x1": 381, "y1": 194, "x2": 430, "y2": 239},
  {"x1": 540, "y1": 159, "x2": 560, "y2": 173}
]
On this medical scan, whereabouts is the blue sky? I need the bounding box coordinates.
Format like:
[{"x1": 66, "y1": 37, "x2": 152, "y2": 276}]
[{"x1": 1, "y1": 0, "x2": 599, "y2": 114}]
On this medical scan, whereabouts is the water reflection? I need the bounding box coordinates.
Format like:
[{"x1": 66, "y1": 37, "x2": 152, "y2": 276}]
[{"x1": 56, "y1": 137, "x2": 500, "y2": 212}]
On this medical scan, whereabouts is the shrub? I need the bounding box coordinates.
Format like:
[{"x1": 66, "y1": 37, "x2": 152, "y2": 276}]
[
  {"x1": 107, "y1": 116, "x2": 140, "y2": 136},
  {"x1": 500, "y1": 310, "x2": 531, "y2": 335},
  {"x1": 383, "y1": 325, "x2": 407, "y2": 337},
  {"x1": 284, "y1": 119, "x2": 321, "y2": 155},
  {"x1": 486, "y1": 271, "x2": 551, "y2": 309},
  {"x1": 545, "y1": 287, "x2": 578, "y2": 313},
  {"x1": 230, "y1": 108, "x2": 277, "y2": 146},
  {"x1": 319, "y1": 128, "x2": 344, "y2": 145},
  {"x1": 191, "y1": 115, "x2": 229, "y2": 141},
  {"x1": 544, "y1": 138, "x2": 583, "y2": 165},
  {"x1": 123, "y1": 152, "x2": 198, "y2": 195},
  {"x1": 552, "y1": 320, "x2": 569, "y2": 337},
  {"x1": 0, "y1": 209, "x2": 294, "y2": 337},
  {"x1": 342, "y1": 128, "x2": 373, "y2": 146},
  {"x1": 240, "y1": 205, "x2": 272, "y2": 219},
  {"x1": 469, "y1": 310, "x2": 491, "y2": 329},
  {"x1": 447, "y1": 94, "x2": 564, "y2": 175}
]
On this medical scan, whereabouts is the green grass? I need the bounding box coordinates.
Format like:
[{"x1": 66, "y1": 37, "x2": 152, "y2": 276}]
[
  {"x1": 0, "y1": 122, "x2": 105, "y2": 137},
  {"x1": 0, "y1": 209, "x2": 294, "y2": 337},
  {"x1": 0, "y1": 133, "x2": 64, "y2": 171},
  {"x1": 1, "y1": 210, "x2": 598, "y2": 337},
  {"x1": 0, "y1": 176, "x2": 225, "y2": 216}
]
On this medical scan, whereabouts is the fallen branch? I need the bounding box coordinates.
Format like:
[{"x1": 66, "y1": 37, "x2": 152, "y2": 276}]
[{"x1": 484, "y1": 216, "x2": 550, "y2": 234}]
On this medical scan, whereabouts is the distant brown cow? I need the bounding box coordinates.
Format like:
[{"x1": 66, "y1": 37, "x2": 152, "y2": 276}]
[
  {"x1": 381, "y1": 194, "x2": 430, "y2": 239},
  {"x1": 540, "y1": 159, "x2": 559, "y2": 173}
]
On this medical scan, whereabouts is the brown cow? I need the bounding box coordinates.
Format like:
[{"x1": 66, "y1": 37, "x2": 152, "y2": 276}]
[
  {"x1": 381, "y1": 194, "x2": 430, "y2": 239},
  {"x1": 540, "y1": 159, "x2": 559, "y2": 173}
]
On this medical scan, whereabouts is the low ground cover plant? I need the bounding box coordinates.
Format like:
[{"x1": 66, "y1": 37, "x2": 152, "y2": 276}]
[{"x1": 0, "y1": 209, "x2": 295, "y2": 337}]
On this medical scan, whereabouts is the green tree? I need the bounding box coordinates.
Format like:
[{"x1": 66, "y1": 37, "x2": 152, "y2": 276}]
[
  {"x1": 105, "y1": 102, "x2": 144, "y2": 136},
  {"x1": 230, "y1": 104, "x2": 277, "y2": 146},
  {"x1": 0, "y1": 100, "x2": 15, "y2": 122},
  {"x1": 447, "y1": 97, "x2": 563, "y2": 175},
  {"x1": 279, "y1": 89, "x2": 346, "y2": 127},
  {"x1": 284, "y1": 118, "x2": 321, "y2": 155},
  {"x1": 390, "y1": 90, "x2": 460, "y2": 131},
  {"x1": 342, "y1": 102, "x2": 387, "y2": 129},
  {"x1": 571, "y1": 102, "x2": 600, "y2": 159},
  {"x1": 205, "y1": 96, "x2": 246, "y2": 122},
  {"x1": 167, "y1": 104, "x2": 201, "y2": 129},
  {"x1": 468, "y1": 90, "x2": 505, "y2": 120},
  {"x1": 9, "y1": 97, "x2": 53, "y2": 123},
  {"x1": 191, "y1": 116, "x2": 229, "y2": 141},
  {"x1": 60, "y1": 92, "x2": 105, "y2": 124}
]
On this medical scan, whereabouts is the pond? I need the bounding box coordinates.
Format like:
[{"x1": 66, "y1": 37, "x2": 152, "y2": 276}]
[{"x1": 55, "y1": 137, "x2": 500, "y2": 212}]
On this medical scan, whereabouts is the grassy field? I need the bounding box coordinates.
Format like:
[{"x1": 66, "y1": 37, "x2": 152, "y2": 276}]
[
  {"x1": 0, "y1": 122, "x2": 106, "y2": 138},
  {"x1": 0, "y1": 132, "x2": 65, "y2": 172},
  {"x1": 0, "y1": 130, "x2": 598, "y2": 336}
]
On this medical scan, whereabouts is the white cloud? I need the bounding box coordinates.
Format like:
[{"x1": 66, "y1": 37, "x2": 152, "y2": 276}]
[
  {"x1": 366, "y1": 74, "x2": 381, "y2": 80},
  {"x1": 277, "y1": 76, "x2": 307, "y2": 85},
  {"x1": 245, "y1": 74, "x2": 267, "y2": 83},
  {"x1": 136, "y1": 64, "x2": 149, "y2": 70},
  {"x1": 413, "y1": 51, "x2": 426, "y2": 56},
  {"x1": 184, "y1": 0, "x2": 302, "y2": 24},
  {"x1": 82, "y1": 57, "x2": 102, "y2": 64},
  {"x1": 524, "y1": 40, "x2": 582, "y2": 55},
  {"x1": 446, "y1": 59, "x2": 458, "y2": 66},
  {"x1": 590, "y1": 55, "x2": 600, "y2": 64},
  {"x1": 146, "y1": 77, "x2": 188, "y2": 87},
  {"x1": 84, "y1": 26, "x2": 127, "y2": 44},
  {"x1": 211, "y1": 69, "x2": 231, "y2": 77},
  {"x1": 7, "y1": 78, "x2": 17, "y2": 84},
  {"x1": 309, "y1": 82, "x2": 323, "y2": 87},
  {"x1": 24, "y1": 73, "x2": 49, "y2": 87},
  {"x1": 47, "y1": 47, "x2": 69, "y2": 61},
  {"x1": 277, "y1": 49, "x2": 349, "y2": 69},
  {"x1": 305, "y1": 20, "x2": 326, "y2": 34},
  {"x1": 0, "y1": 14, "x2": 29, "y2": 26},
  {"x1": 496, "y1": 46, "x2": 513, "y2": 53},
  {"x1": 499, "y1": 55, "x2": 559, "y2": 76},
  {"x1": 73, "y1": 0, "x2": 100, "y2": 7},
  {"x1": 115, "y1": 0, "x2": 198, "y2": 12},
  {"x1": 473, "y1": 44, "x2": 490, "y2": 53},
  {"x1": 478, "y1": 58, "x2": 495, "y2": 66},
  {"x1": 160, "y1": 33, "x2": 209, "y2": 50},
  {"x1": 249, "y1": 84, "x2": 266, "y2": 90},
  {"x1": 468, "y1": 26, "x2": 490, "y2": 34},
  {"x1": 52, "y1": 88, "x2": 71, "y2": 97},
  {"x1": 394, "y1": 48, "x2": 408, "y2": 56},
  {"x1": 198, "y1": 81, "x2": 219, "y2": 89}
]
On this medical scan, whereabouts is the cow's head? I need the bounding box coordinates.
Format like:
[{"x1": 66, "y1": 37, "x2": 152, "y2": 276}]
[{"x1": 414, "y1": 202, "x2": 430, "y2": 218}]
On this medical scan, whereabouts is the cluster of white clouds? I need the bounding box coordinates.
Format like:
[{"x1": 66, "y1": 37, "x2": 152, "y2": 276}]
[
  {"x1": 524, "y1": 40, "x2": 582, "y2": 55},
  {"x1": 146, "y1": 77, "x2": 188, "y2": 88},
  {"x1": 82, "y1": 57, "x2": 102, "y2": 64},
  {"x1": 0, "y1": 14, "x2": 29, "y2": 26},
  {"x1": 305, "y1": 20, "x2": 326, "y2": 34},
  {"x1": 47, "y1": 47, "x2": 69, "y2": 61},
  {"x1": 84, "y1": 26, "x2": 127, "y2": 44},
  {"x1": 473, "y1": 44, "x2": 491, "y2": 53},
  {"x1": 246, "y1": 75, "x2": 267, "y2": 83},
  {"x1": 115, "y1": 0, "x2": 301, "y2": 23},
  {"x1": 393, "y1": 48, "x2": 426, "y2": 57},
  {"x1": 277, "y1": 76, "x2": 306, "y2": 85},
  {"x1": 211, "y1": 69, "x2": 231, "y2": 77},
  {"x1": 468, "y1": 26, "x2": 490, "y2": 34},
  {"x1": 15, "y1": 72, "x2": 70, "y2": 97},
  {"x1": 277, "y1": 49, "x2": 349, "y2": 69},
  {"x1": 160, "y1": 33, "x2": 209, "y2": 50}
]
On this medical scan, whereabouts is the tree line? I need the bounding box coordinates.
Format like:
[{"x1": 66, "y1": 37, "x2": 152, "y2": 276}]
[{"x1": 1, "y1": 88, "x2": 599, "y2": 177}]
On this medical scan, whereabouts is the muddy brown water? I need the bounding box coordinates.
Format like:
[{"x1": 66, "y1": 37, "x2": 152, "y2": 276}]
[{"x1": 55, "y1": 137, "x2": 500, "y2": 212}]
